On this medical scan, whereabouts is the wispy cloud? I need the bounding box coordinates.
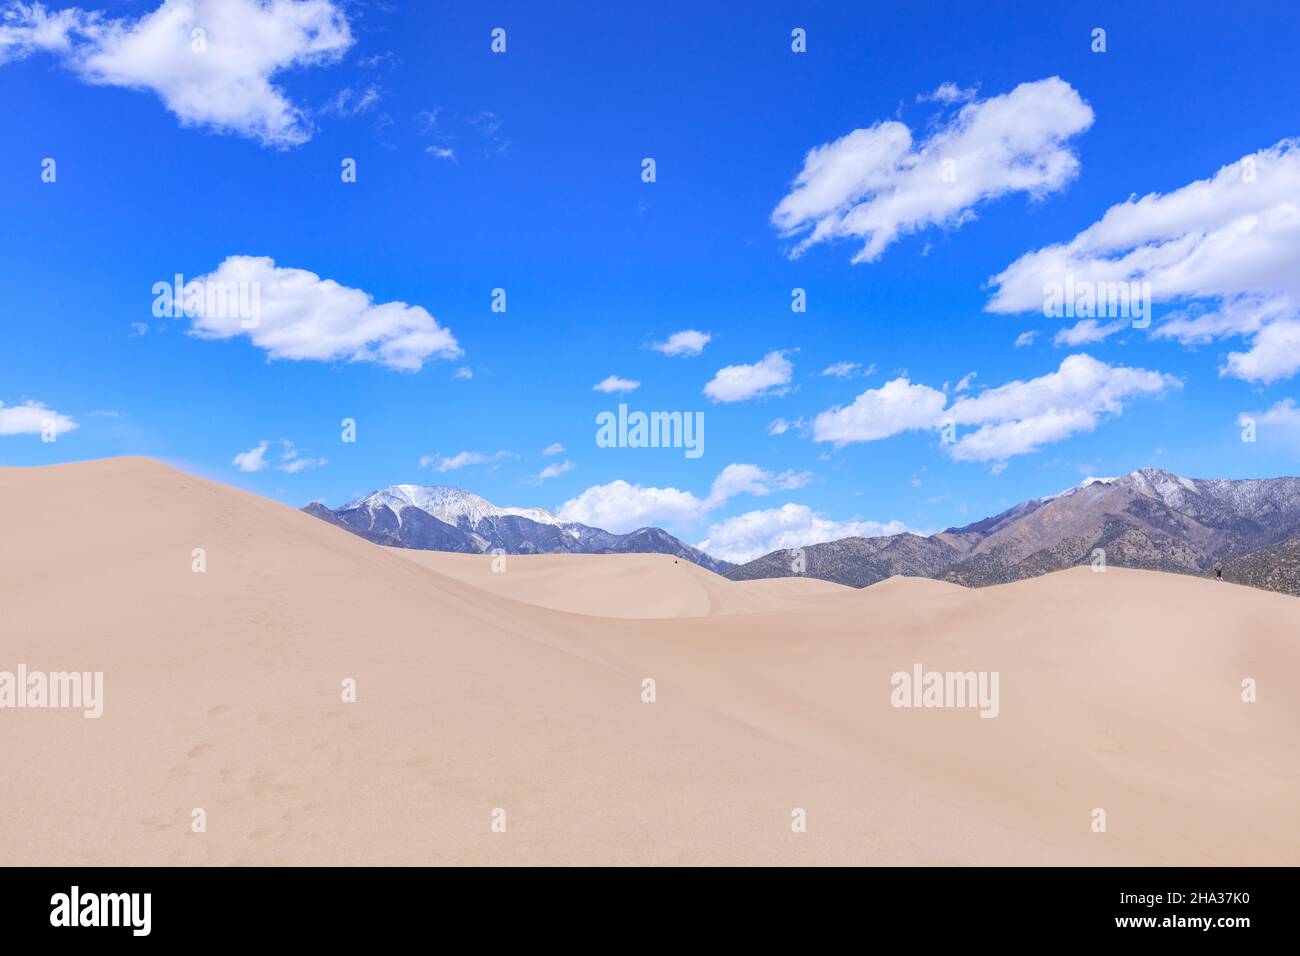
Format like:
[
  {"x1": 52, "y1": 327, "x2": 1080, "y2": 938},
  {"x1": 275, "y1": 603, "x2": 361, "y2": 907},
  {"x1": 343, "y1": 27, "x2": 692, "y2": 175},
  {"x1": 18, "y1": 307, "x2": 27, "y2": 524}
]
[
  {"x1": 419, "y1": 450, "x2": 513, "y2": 473},
  {"x1": 233, "y1": 439, "x2": 326, "y2": 474}
]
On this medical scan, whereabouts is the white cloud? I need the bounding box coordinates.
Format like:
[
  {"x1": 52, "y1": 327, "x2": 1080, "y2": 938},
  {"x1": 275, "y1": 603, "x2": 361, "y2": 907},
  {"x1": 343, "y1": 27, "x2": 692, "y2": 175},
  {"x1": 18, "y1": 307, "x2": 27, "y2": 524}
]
[
  {"x1": 987, "y1": 139, "x2": 1300, "y2": 383},
  {"x1": 541, "y1": 442, "x2": 565, "y2": 456},
  {"x1": 232, "y1": 441, "x2": 271, "y2": 472},
  {"x1": 556, "y1": 480, "x2": 706, "y2": 532},
  {"x1": 953, "y1": 371, "x2": 977, "y2": 393},
  {"x1": 321, "y1": 83, "x2": 379, "y2": 116},
  {"x1": 810, "y1": 354, "x2": 1177, "y2": 466},
  {"x1": 233, "y1": 438, "x2": 325, "y2": 473},
  {"x1": 593, "y1": 375, "x2": 640, "y2": 394},
  {"x1": 0, "y1": 0, "x2": 354, "y2": 148},
  {"x1": 452, "y1": 366, "x2": 473, "y2": 380},
  {"x1": 650, "y1": 329, "x2": 711, "y2": 357},
  {"x1": 812, "y1": 377, "x2": 948, "y2": 446},
  {"x1": 767, "y1": 416, "x2": 804, "y2": 436},
  {"x1": 703, "y1": 350, "x2": 793, "y2": 403},
  {"x1": 917, "y1": 81, "x2": 977, "y2": 104},
  {"x1": 820, "y1": 361, "x2": 862, "y2": 379},
  {"x1": 277, "y1": 440, "x2": 326, "y2": 473},
  {"x1": 1053, "y1": 318, "x2": 1127, "y2": 346},
  {"x1": 425, "y1": 145, "x2": 456, "y2": 161},
  {"x1": 772, "y1": 77, "x2": 1093, "y2": 263},
  {"x1": 278, "y1": 456, "x2": 326, "y2": 474},
  {"x1": 944, "y1": 354, "x2": 1179, "y2": 463},
  {"x1": 419, "y1": 450, "x2": 511, "y2": 473},
  {"x1": 696, "y1": 503, "x2": 914, "y2": 565},
  {"x1": 1216, "y1": 300, "x2": 1300, "y2": 383},
  {"x1": 706, "y1": 463, "x2": 811, "y2": 504},
  {"x1": 556, "y1": 463, "x2": 811, "y2": 533},
  {"x1": 0, "y1": 399, "x2": 78, "y2": 436},
  {"x1": 1014, "y1": 329, "x2": 1037, "y2": 347},
  {"x1": 184, "y1": 255, "x2": 460, "y2": 372},
  {"x1": 1240, "y1": 398, "x2": 1300, "y2": 447},
  {"x1": 529, "y1": 459, "x2": 573, "y2": 483}
]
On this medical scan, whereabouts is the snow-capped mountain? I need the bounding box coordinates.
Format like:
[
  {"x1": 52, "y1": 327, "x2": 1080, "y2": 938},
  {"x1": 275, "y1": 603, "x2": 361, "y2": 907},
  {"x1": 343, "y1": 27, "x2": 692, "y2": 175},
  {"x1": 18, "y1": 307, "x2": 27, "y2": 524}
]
[
  {"x1": 305, "y1": 483, "x2": 732, "y2": 573},
  {"x1": 726, "y1": 468, "x2": 1300, "y2": 594},
  {"x1": 343, "y1": 485, "x2": 563, "y2": 529}
]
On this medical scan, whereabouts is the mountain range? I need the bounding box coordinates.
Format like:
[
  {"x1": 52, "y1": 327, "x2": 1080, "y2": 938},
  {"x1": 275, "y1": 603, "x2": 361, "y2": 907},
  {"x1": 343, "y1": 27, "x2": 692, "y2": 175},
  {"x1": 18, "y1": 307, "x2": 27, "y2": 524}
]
[
  {"x1": 725, "y1": 468, "x2": 1300, "y2": 595},
  {"x1": 303, "y1": 468, "x2": 1300, "y2": 599},
  {"x1": 302, "y1": 484, "x2": 733, "y2": 573}
]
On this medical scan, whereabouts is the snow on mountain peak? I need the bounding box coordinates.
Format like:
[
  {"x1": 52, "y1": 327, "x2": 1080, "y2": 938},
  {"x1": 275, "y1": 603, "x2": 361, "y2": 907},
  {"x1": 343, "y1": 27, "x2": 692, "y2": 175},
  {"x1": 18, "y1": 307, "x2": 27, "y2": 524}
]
[
  {"x1": 345, "y1": 484, "x2": 562, "y2": 526},
  {"x1": 1039, "y1": 475, "x2": 1119, "y2": 502},
  {"x1": 1124, "y1": 468, "x2": 1199, "y2": 507}
]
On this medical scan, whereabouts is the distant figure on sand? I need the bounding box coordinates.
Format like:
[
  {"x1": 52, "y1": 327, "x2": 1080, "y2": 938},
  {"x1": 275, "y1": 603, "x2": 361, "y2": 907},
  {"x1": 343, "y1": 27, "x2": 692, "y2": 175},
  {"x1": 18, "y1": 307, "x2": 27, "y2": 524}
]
[{"x1": 1215, "y1": 566, "x2": 1223, "y2": 580}]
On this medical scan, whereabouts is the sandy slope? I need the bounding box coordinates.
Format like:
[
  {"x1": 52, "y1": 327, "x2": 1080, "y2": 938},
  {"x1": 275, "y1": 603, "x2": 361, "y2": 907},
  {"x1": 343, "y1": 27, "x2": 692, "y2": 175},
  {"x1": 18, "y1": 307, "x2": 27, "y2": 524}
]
[
  {"x1": 863, "y1": 575, "x2": 970, "y2": 599},
  {"x1": 2, "y1": 457, "x2": 1297, "y2": 866},
  {"x1": 387, "y1": 550, "x2": 791, "y2": 618}
]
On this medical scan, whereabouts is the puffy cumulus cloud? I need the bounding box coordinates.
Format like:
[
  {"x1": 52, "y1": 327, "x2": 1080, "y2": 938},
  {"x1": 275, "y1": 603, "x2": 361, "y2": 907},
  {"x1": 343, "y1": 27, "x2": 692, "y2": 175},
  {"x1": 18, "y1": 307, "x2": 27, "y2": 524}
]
[
  {"x1": 184, "y1": 255, "x2": 460, "y2": 372},
  {"x1": 944, "y1": 354, "x2": 1179, "y2": 463},
  {"x1": 810, "y1": 354, "x2": 1178, "y2": 467},
  {"x1": 703, "y1": 350, "x2": 793, "y2": 403},
  {"x1": 812, "y1": 377, "x2": 947, "y2": 446},
  {"x1": 419, "y1": 450, "x2": 512, "y2": 473},
  {"x1": 987, "y1": 139, "x2": 1300, "y2": 383},
  {"x1": 650, "y1": 329, "x2": 711, "y2": 357},
  {"x1": 232, "y1": 438, "x2": 325, "y2": 473},
  {"x1": 555, "y1": 463, "x2": 812, "y2": 533},
  {"x1": 0, "y1": 399, "x2": 78, "y2": 436},
  {"x1": 555, "y1": 479, "x2": 705, "y2": 532},
  {"x1": 772, "y1": 77, "x2": 1093, "y2": 263},
  {"x1": 0, "y1": 0, "x2": 353, "y2": 148},
  {"x1": 593, "y1": 375, "x2": 640, "y2": 394},
  {"x1": 696, "y1": 503, "x2": 914, "y2": 565}
]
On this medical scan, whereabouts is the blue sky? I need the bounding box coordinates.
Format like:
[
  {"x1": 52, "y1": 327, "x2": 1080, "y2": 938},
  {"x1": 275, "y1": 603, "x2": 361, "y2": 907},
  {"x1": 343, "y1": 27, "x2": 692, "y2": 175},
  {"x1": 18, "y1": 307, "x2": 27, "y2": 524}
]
[{"x1": 2, "y1": 0, "x2": 1299, "y2": 562}]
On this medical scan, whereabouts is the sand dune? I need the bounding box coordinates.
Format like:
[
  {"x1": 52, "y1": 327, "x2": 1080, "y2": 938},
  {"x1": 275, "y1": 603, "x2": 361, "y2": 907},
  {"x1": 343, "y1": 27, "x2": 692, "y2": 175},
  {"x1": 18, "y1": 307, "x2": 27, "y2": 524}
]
[
  {"x1": 735, "y1": 575, "x2": 855, "y2": 597},
  {"x1": 863, "y1": 575, "x2": 970, "y2": 598},
  {"x1": 388, "y1": 550, "x2": 790, "y2": 618},
  {"x1": 2, "y1": 457, "x2": 1297, "y2": 865}
]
